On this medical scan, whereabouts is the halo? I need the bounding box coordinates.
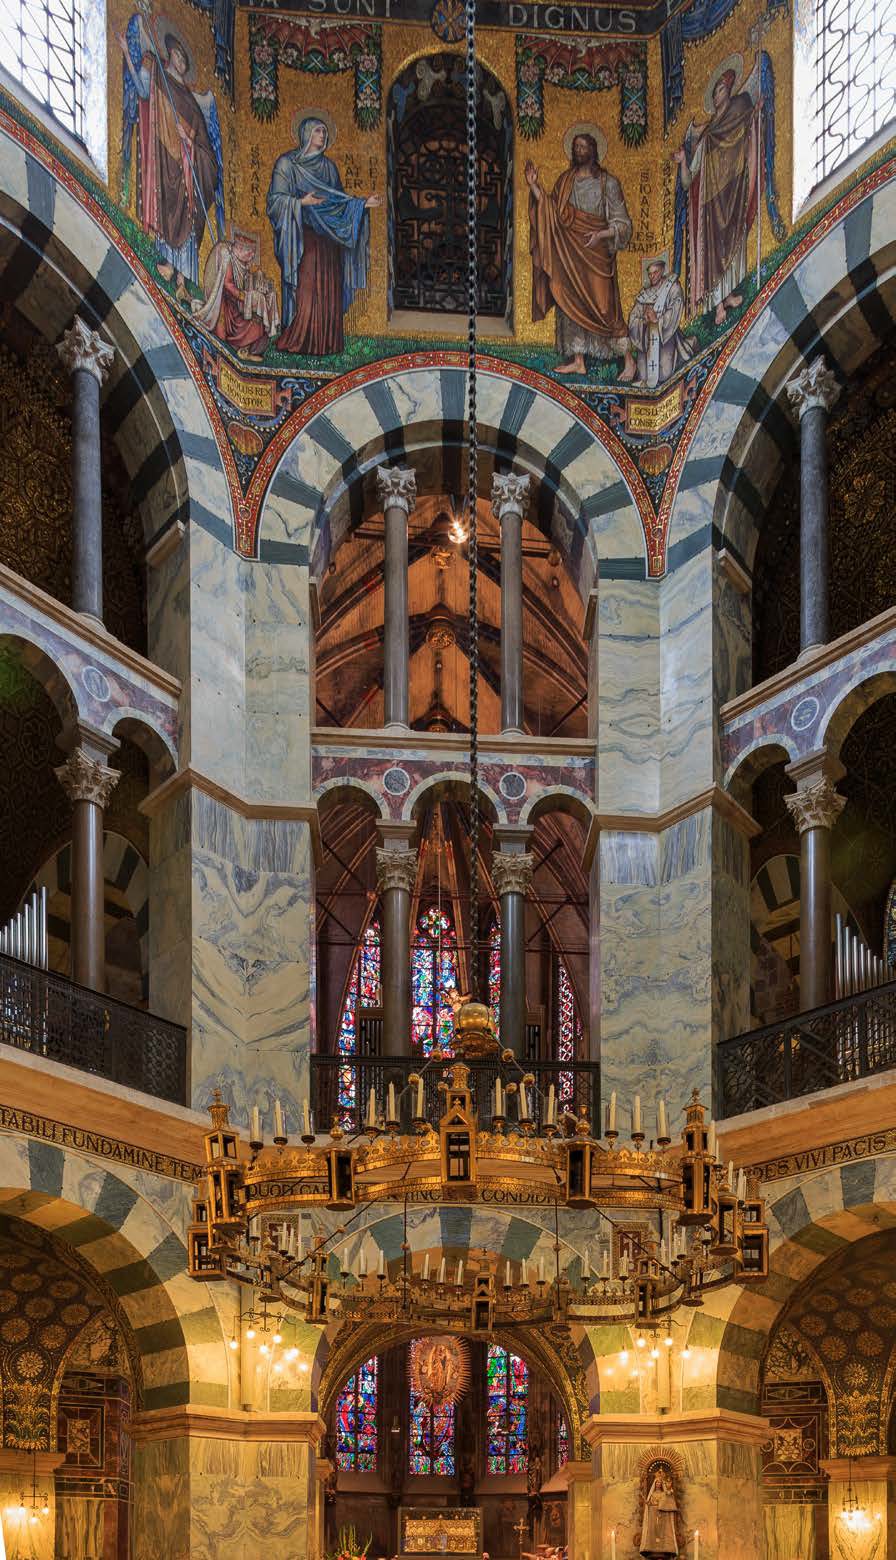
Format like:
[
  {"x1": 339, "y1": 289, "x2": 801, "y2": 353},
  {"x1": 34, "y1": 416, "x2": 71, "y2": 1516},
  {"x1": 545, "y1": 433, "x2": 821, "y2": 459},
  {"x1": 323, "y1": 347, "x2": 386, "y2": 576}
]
[
  {"x1": 703, "y1": 53, "x2": 744, "y2": 112},
  {"x1": 562, "y1": 121, "x2": 608, "y2": 166},
  {"x1": 150, "y1": 16, "x2": 197, "y2": 85},
  {"x1": 290, "y1": 109, "x2": 338, "y2": 150},
  {"x1": 641, "y1": 249, "x2": 670, "y2": 284}
]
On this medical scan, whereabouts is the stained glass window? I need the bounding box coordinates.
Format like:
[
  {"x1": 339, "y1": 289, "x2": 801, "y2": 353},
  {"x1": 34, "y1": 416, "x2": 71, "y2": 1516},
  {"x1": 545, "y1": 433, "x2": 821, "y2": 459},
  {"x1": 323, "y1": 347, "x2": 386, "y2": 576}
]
[
  {"x1": 409, "y1": 1386, "x2": 455, "y2": 1475},
  {"x1": 486, "y1": 1344, "x2": 528, "y2": 1474},
  {"x1": 412, "y1": 906, "x2": 458, "y2": 1056},
  {"x1": 557, "y1": 1412, "x2": 570, "y2": 1469},
  {"x1": 335, "y1": 1356, "x2": 378, "y2": 1472},
  {"x1": 488, "y1": 920, "x2": 501, "y2": 1041},
  {"x1": 337, "y1": 920, "x2": 381, "y2": 1118},
  {"x1": 557, "y1": 960, "x2": 582, "y2": 1108}
]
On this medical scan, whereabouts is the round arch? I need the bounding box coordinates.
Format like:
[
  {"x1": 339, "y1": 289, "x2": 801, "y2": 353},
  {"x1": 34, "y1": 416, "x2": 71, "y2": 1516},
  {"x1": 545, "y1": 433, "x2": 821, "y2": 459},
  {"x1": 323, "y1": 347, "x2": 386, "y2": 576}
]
[
  {"x1": 255, "y1": 358, "x2": 651, "y2": 591},
  {"x1": 0, "y1": 632, "x2": 79, "y2": 733},
  {"x1": 0, "y1": 1132, "x2": 231, "y2": 1409},
  {"x1": 724, "y1": 739, "x2": 796, "y2": 808},
  {"x1": 820, "y1": 667, "x2": 896, "y2": 757},
  {"x1": 405, "y1": 772, "x2": 502, "y2": 826}
]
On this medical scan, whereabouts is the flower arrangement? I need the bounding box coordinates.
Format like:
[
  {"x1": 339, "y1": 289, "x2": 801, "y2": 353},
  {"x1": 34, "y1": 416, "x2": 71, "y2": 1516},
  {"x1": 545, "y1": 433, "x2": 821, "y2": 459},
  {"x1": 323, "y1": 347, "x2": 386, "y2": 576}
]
[{"x1": 328, "y1": 1524, "x2": 372, "y2": 1560}]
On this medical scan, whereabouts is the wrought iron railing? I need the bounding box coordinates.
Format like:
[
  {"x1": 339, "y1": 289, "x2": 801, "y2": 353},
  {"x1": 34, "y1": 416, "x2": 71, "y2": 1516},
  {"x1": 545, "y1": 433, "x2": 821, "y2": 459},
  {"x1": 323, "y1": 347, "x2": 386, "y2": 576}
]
[
  {"x1": 311, "y1": 1052, "x2": 600, "y2": 1134},
  {"x1": 0, "y1": 952, "x2": 187, "y2": 1105},
  {"x1": 718, "y1": 979, "x2": 896, "y2": 1117}
]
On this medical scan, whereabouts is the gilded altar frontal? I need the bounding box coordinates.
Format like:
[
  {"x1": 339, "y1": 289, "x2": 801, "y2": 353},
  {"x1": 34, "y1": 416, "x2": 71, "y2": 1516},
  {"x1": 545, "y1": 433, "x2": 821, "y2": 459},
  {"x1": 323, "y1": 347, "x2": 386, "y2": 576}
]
[{"x1": 0, "y1": 0, "x2": 893, "y2": 1549}]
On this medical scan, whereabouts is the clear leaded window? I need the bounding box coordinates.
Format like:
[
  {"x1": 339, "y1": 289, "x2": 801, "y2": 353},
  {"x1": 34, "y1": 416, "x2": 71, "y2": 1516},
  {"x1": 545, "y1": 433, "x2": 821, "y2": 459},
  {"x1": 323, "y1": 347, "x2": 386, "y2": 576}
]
[
  {"x1": 0, "y1": 0, "x2": 87, "y2": 139},
  {"x1": 812, "y1": 0, "x2": 896, "y2": 184}
]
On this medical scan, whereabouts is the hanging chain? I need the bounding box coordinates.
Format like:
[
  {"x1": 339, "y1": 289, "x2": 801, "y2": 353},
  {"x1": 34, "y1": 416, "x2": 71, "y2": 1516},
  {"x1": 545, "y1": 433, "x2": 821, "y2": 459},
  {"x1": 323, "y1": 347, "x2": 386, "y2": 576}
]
[{"x1": 465, "y1": 0, "x2": 480, "y2": 1001}]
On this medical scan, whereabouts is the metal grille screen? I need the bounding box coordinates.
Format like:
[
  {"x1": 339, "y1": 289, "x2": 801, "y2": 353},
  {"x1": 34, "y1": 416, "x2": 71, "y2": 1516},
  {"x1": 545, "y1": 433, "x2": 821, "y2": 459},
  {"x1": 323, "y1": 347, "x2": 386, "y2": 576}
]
[
  {"x1": 813, "y1": 0, "x2": 896, "y2": 183},
  {"x1": 0, "y1": 0, "x2": 85, "y2": 140}
]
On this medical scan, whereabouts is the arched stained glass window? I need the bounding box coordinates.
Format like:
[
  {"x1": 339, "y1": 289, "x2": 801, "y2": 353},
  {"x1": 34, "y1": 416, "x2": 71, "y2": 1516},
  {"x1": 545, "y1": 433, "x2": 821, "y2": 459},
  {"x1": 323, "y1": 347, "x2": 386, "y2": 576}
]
[
  {"x1": 412, "y1": 906, "x2": 458, "y2": 1056},
  {"x1": 557, "y1": 1411, "x2": 570, "y2": 1469},
  {"x1": 557, "y1": 960, "x2": 582, "y2": 1107},
  {"x1": 335, "y1": 1356, "x2": 378, "y2": 1471},
  {"x1": 409, "y1": 1387, "x2": 455, "y2": 1475},
  {"x1": 488, "y1": 920, "x2": 501, "y2": 1040},
  {"x1": 337, "y1": 920, "x2": 381, "y2": 1117},
  {"x1": 486, "y1": 1344, "x2": 528, "y2": 1474}
]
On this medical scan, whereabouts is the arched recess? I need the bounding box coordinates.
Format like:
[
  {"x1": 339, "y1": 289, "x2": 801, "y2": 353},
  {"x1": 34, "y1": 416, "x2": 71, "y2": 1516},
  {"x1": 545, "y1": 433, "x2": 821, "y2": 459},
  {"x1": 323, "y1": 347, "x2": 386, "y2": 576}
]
[
  {"x1": 0, "y1": 123, "x2": 234, "y2": 551},
  {"x1": 821, "y1": 667, "x2": 896, "y2": 758},
  {"x1": 256, "y1": 359, "x2": 651, "y2": 590},
  {"x1": 666, "y1": 175, "x2": 896, "y2": 575},
  {"x1": 710, "y1": 1154, "x2": 896, "y2": 1417},
  {"x1": 0, "y1": 1133, "x2": 231, "y2": 1410},
  {"x1": 28, "y1": 831, "x2": 149, "y2": 1004}
]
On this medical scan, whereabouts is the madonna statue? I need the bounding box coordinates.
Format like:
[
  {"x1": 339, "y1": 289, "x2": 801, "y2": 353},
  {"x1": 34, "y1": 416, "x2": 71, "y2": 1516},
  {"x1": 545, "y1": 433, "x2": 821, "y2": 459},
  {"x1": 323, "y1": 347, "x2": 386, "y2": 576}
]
[{"x1": 639, "y1": 1469, "x2": 679, "y2": 1557}]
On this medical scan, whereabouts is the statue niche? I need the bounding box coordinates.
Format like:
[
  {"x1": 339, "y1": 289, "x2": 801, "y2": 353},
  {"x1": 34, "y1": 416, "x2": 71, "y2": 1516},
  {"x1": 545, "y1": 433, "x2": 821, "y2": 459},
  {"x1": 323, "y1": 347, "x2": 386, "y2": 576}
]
[{"x1": 636, "y1": 1453, "x2": 685, "y2": 1559}]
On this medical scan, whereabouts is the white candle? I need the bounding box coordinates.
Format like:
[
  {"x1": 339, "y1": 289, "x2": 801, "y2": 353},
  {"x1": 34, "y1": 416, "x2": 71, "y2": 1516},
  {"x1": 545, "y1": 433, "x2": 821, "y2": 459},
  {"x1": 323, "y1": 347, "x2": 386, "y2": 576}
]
[
  {"x1": 520, "y1": 1085, "x2": 530, "y2": 1120},
  {"x1": 274, "y1": 1099, "x2": 286, "y2": 1139},
  {"x1": 251, "y1": 1106, "x2": 261, "y2": 1143},
  {"x1": 547, "y1": 1084, "x2": 556, "y2": 1125},
  {"x1": 300, "y1": 1098, "x2": 310, "y2": 1138},
  {"x1": 582, "y1": 1249, "x2": 590, "y2": 1280},
  {"x1": 610, "y1": 1529, "x2": 616, "y2": 1560},
  {"x1": 727, "y1": 1160, "x2": 735, "y2": 1189},
  {"x1": 737, "y1": 1169, "x2": 746, "y2": 1201},
  {"x1": 495, "y1": 1078, "x2": 503, "y2": 1117},
  {"x1": 602, "y1": 1248, "x2": 609, "y2": 1278},
  {"x1": 456, "y1": 1260, "x2": 464, "y2": 1286},
  {"x1": 359, "y1": 1247, "x2": 367, "y2": 1278},
  {"x1": 505, "y1": 1260, "x2": 512, "y2": 1288},
  {"x1": 438, "y1": 1257, "x2": 446, "y2": 1284},
  {"x1": 422, "y1": 1252, "x2": 430, "y2": 1281},
  {"x1": 707, "y1": 1121, "x2": 717, "y2": 1160},
  {"x1": 693, "y1": 1531, "x2": 699, "y2": 1560},
  {"x1": 608, "y1": 1090, "x2": 617, "y2": 1133},
  {"x1": 538, "y1": 1256, "x2": 545, "y2": 1284},
  {"x1": 633, "y1": 1095, "x2": 642, "y2": 1136},
  {"x1": 659, "y1": 1238, "x2": 667, "y2": 1268},
  {"x1": 658, "y1": 1097, "x2": 668, "y2": 1139},
  {"x1": 367, "y1": 1088, "x2": 377, "y2": 1130},
  {"x1": 377, "y1": 1248, "x2": 385, "y2": 1278},
  {"x1": 387, "y1": 1082, "x2": 397, "y2": 1122},
  {"x1": 415, "y1": 1077, "x2": 424, "y2": 1119},
  {"x1": 521, "y1": 1258, "x2": 528, "y2": 1285}
]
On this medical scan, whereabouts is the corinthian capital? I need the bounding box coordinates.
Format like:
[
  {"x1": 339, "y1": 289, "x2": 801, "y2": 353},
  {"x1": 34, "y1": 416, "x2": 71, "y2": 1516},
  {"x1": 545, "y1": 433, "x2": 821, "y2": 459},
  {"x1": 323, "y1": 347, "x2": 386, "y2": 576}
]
[
  {"x1": 375, "y1": 848, "x2": 418, "y2": 895},
  {"x1": 786, "y1": 358, "x2": 840, "y2": 421},
  {"x1": 55, "y1": 748, "x2": 120, "y2": 807},
  {"x1": 491, "y1": 850, "x2": 534, "y2": 897},
  {"x1": 784, "y1": 777, "x2": 846, "y2": 834},
  {"x1": 491, "y1": 472, "x2": 531, "y2": 524},
  {"x1": 376, "y1": 466, "x2": 417, "y2": 517},
  {"x1": 56, "y1": 317, "x2": 115, "y2": 385}
]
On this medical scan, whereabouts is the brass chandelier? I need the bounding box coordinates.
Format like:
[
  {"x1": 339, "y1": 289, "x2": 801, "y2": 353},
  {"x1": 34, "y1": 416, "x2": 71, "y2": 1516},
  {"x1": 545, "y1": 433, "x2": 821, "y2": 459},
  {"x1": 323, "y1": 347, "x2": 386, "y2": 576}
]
[{"x1": 189, "y1": 1043, "x2": 768, "y2": 1332}]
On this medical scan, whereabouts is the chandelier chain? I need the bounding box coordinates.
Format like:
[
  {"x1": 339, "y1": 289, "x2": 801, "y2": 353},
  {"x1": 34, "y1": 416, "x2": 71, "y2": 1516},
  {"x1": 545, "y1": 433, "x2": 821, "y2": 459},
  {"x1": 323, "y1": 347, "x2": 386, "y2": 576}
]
[{"x1": 466, "y1": 0, "x2": 480, "y2": 999}]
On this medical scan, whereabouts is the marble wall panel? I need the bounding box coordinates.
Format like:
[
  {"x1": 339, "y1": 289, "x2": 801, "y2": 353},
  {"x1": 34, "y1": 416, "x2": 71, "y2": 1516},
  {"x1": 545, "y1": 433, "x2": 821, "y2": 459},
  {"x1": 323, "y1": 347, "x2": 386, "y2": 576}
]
[
  {"x1": 244, "y1": 560, "x2": 312, "y2": 802},
  {"x1": 713, "y1": 563, "x2": 753, "y2": 723},
  {"x1": 764, "y1": 1501, "x2": 817, "y2": 1560},
  {"x1": 596, "y1": 578, "x2": 660, "y2": 816},
  {"x1": 659, "y1": 550, "x2": 714, "y2": 811}
]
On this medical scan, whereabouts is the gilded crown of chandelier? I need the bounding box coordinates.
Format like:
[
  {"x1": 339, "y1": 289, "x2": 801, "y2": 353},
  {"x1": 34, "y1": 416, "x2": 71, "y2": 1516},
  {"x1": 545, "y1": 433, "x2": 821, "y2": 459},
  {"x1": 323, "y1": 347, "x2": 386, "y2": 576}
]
[{"x1": 189, "y1": 1017, "x2": 769, "y2": 1330}]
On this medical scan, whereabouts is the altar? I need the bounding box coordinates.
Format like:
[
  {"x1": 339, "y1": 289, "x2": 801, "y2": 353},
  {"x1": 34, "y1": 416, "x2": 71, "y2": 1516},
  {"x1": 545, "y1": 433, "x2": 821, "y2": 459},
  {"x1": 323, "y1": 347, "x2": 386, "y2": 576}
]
[{"x1": 398, "y1": 1507, "x2": 482, "y2": 1558}]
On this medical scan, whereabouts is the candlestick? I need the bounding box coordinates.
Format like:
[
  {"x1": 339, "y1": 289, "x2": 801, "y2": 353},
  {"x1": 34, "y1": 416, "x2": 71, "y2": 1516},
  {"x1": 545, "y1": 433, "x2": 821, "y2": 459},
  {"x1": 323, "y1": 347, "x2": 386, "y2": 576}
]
[
  {"x1": 438, "y1": 1257, "x2": 446, "y2": 1284},
  {"x1": 422, "y1": 1252, "x2": 430, "y2": 1281},
  {"x1": 707, "y1": 1120, "x2": 717, "y2": 1160},
  {"x1": 657, "y1": 1097, "x2": 668, "y2": 1140},
  {"x1": 250, "y1": 1106, "x2": 261, "y2": 1145},
  {"x1": 495, "y1": 1078, "x2": 503, "y2": 1118},
  {"x1": 520, "y1": 1085, "x2": 530, "y2": 1121},
  {"x1": 737, "y1": 1168, "x2": 746, "y2": 1201},
  {"x1": 275, "y1": 1099, "x2": 286, "y2": 1140},
  {"x1": 582, "y1": 1249, "x2": 590, "y2": 1281},
  {"x1": 633, "y1": 1095, "x2": 642, "y2": 1136}
]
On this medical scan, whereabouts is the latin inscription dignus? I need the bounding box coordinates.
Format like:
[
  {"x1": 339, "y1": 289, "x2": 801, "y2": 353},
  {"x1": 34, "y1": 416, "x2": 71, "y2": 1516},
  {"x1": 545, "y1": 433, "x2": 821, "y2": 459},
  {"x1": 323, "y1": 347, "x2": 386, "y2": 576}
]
[{"x1": 294, "y1": 0, "x2": 648, "y2": 31}]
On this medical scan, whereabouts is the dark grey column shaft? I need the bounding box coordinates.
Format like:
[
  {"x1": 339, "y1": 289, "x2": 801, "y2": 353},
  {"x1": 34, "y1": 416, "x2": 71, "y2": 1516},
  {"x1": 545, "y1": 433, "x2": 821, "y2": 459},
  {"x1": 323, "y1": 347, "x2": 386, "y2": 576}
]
[
  {"x1": 376, "y1": 467, "x2": 417, "y2": 730},
  {"x1": 492, "y1": 850, "x2": 534, "y2": 1057},
  {"x1": 492, "y1": 472, "x2": 531, "y2": 734},
  {"x1": 57, "y1": 319, "x2": 114, "y2": 624},
  {"x1": 785, "y1": 767, "x2": 845, "y2": 1012},
  {"x1": 787, "y1": 359, "x2": 840, "y2": 656},
  {"x1": 55, "y1": 747, "x2": 120, "y2": 992},
  {"x1": 376, "y1": 849, "x2": 417, "y2": 1055}
]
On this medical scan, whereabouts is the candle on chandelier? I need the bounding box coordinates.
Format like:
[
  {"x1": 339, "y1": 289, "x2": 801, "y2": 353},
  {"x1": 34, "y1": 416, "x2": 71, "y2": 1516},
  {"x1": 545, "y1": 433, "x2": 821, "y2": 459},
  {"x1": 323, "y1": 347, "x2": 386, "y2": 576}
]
[
  {"x1": 582, "y1": 1249, "x2": 590, "y2": 1281},
  {"x1": 707, "y1": 1121, "x2": 717, "y2": 1160},
  {"x1": 521, "y1": 1258, "x2": 529, "y2": 1285},
  {"x1": 367, "y1": 1088, "x2": 378, "y2": 1131},
  {"x1": 608, "y1": 1091, "x2": 617, "y2": 1133},
  {"x1": 657, "y1": 1097, "x2": 668, "y2": 1139},
  {"x1": 520, "y1": 1085, "x2": 530, "y2": 1120},
  {"x1": 693, "y1": 1531, "x2": 699, "y2": 1560},
  {"x1": 495, "y1": 1078, "x2": 503, "y2": 1117},
  {"x1": 547, "y1": 1084, "x2": 556, "y2": 1126},
  {"x1": 438, "y1": 1257, "x2": 446, "y2": 1284},
  {"x1": 387, "y1": 1082, "x2": 397, "y2": 1123},
  {"x1": 359, "y1": 1248, "x2": 367, "y2": 1279},
  {"x1": 275, "y1": 1099, "x2": 286, "y2": 1139},
  {"x1": 602, "y1": 1248, "x2": 610, "y2": 1278},
  {"x1": 456, "y1": 1260, "x2": 464, "y2": 1286},
  {"x1": 300, "y1": 1098, "x2": 310, "y2": 1138},
  {"x1": 737, "y1": 1169, "x2": 746, "y2": 1201},
  {"x1": 505, "y1": 1260, "x2": 512, "y2": 1288},
  {"x1": 251, "y1": 1106, "x2": 261, "y2": 1144},
  {"x1": 633, "y1": 1095, "x2": 642, "y2": 1136},
  {"x1": 538, "y1": 1256, "x2": 545, "y2": 1284},
  {"x1": 727, "y1": 1160, "x2": 735, "y2": 1189},
  {"x1": 610, "y1": 1528, "x2": 616, "y2": 1560},
  {"x1": 377, "y1": 1249, "x2": 385, "y2": 1279},
  {"x1": 422, "y1": 1252, "x2": 430, "y2": 1281},
  {"x1": 415, "y1": 1077, "x2": 424, "y2": 1119}
]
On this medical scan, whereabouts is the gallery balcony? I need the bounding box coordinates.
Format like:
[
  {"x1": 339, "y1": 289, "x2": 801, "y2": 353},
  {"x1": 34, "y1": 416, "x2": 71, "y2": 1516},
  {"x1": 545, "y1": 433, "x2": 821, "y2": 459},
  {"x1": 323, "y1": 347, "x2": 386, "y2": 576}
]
[
  {"x1": 0, "y1": 952, "x2": 188, "y2": 1106},
  {"x1": 717, "y1": 979, "x2": 896, "y2": 1118}
]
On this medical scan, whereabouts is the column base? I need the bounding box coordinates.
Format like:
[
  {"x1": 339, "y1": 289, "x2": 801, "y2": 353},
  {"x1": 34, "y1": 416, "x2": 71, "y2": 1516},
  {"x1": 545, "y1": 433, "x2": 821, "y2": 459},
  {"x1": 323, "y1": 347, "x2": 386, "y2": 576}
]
[
  {"x1": 76, "y1": 611, "x2": 106, "y2": 631},
  {"x1": 382, "y1": 721, "x2": 411, "y2": 735}
]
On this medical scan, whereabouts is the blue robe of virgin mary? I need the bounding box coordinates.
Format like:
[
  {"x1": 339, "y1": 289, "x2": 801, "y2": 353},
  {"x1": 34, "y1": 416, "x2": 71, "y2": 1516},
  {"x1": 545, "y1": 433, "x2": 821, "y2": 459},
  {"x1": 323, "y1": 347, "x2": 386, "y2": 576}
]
[{"x1": 267, "y1": 118, "x2": 370, "y2": 340}]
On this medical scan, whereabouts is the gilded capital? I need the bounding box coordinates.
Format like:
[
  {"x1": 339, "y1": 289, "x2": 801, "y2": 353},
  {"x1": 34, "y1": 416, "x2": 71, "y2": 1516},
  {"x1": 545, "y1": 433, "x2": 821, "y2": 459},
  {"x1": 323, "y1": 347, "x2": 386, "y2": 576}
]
[
  {"x1": 491, "y1": 472, "x2": 531, "y2": 524},
  {"x1": 786, "y1": 357, "x2": 840, "y2": 421},
  {"x1": 375, "y1": 848, "x2": 418, "y2": 895},
  {"x1": 55, "y1": 748, "x2": 120, "y2": 808},
  {"x1": 56, "y1": 317, "x2": 115, "y2": 385},
  {"x1": 491, "y1": 850, "x2": 534, "y2": 897},
  {"x1": 376, "y1": 466, "x2": 417, "y2": 517},
  {"x1": 784, "y1": 777, "x2": 846, "y2": 834}
]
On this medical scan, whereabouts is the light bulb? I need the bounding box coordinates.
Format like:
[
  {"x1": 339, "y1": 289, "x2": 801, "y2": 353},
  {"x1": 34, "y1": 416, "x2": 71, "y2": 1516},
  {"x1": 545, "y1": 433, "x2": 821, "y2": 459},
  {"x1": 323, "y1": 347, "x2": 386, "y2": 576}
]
[
  {"x1": 229, "y1": 1335, "x2": 239, "y2": 1351},
  {"x1": 605, "y1": 1365, "x2": 614, "y2": 1377},
  {"x1": 636, "y1": 1334, "x2": 646, "y2": 1350},
  {"x1": 246, "y1": 1326, "x2": 256, "y2": 1340},
  {"x1": 29, "y1": 1512, "x2": 38, "y2": 1525},
  {"x1": 682, "y1": 1344, "x2": 691, "y2": 1359},
  {"x1": 650, "y1": 1344, "x2": 659, "y2": 1359},
  {"x1": 41, "y1": 1503, "x2": 49, "y2": 1516},
  {"x1": 273, "y1": 1331, "x2": 283, "y2": 1345},
  {"x1": 287, "y1": 1347, "x2": 298, "y2": 1361},
  {"x1": 619, "y1": 1349, "x2": 629, "y2": 1365},
  {"x1": 299, "y1": 1360, "x2": 309, "y2": 1373},
  {"x1": 260, "y1": 1341, "x2": 270, "y2": 1356},
  {"x1": 664, "y1": 1334, "x2": 673, "y2": 1348},
  {"x1": 273, "y1": 1361, "x2": 283, "y2": 1373}
]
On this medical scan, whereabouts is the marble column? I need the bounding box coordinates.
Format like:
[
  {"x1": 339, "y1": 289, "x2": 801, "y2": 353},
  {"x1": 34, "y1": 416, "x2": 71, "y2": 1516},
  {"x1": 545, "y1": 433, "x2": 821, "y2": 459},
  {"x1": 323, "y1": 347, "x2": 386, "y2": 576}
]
[
  {"x1": 376, "y1": 844, "x2": 417, "y2": 1056},
  {"x1": 56, "y1": 317, "x2": 115, "y2": 625},
  {"x1": 492, "y1": 472, "x2": 531, "y2": 736},
  {"x1": 785, "y1": 753, "x2": 845, "y2": 1011},
  {"x1": 55, "y1": 742, "x2": 120, "y2": 991},
  {"x1": 786, "y1": 357, "x2": 840, "y2": 656},
  {"x1": 376, "y1": 465, "x2": 417, "y2": 732},
  {"x1": 0, "y1": 1449, "x2": 63, "y2": 1560},
  {"x1": 821, "y1": 1455, "x2": 896, "y2": 1560},
  {"x1": 492, "y1": 846, "x2": 534, "y2": 1056}
]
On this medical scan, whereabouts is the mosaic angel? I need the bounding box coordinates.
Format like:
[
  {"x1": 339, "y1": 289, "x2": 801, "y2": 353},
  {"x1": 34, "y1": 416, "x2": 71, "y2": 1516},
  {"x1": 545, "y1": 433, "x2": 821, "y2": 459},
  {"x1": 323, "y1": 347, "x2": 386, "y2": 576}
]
[{"x1": 118, "y1": 11, "x2": 225, "y2": 300}]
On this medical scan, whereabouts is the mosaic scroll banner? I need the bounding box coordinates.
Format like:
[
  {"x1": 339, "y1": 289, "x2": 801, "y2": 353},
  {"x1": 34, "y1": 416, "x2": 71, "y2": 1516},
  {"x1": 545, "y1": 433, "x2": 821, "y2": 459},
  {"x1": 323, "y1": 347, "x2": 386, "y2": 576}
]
[
  {"x1": 248, "y1": 15, "x2": 383, "y2": 127},
  {"x1": 516, "y1": 34, "x2": 648, "y2": 145}
]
